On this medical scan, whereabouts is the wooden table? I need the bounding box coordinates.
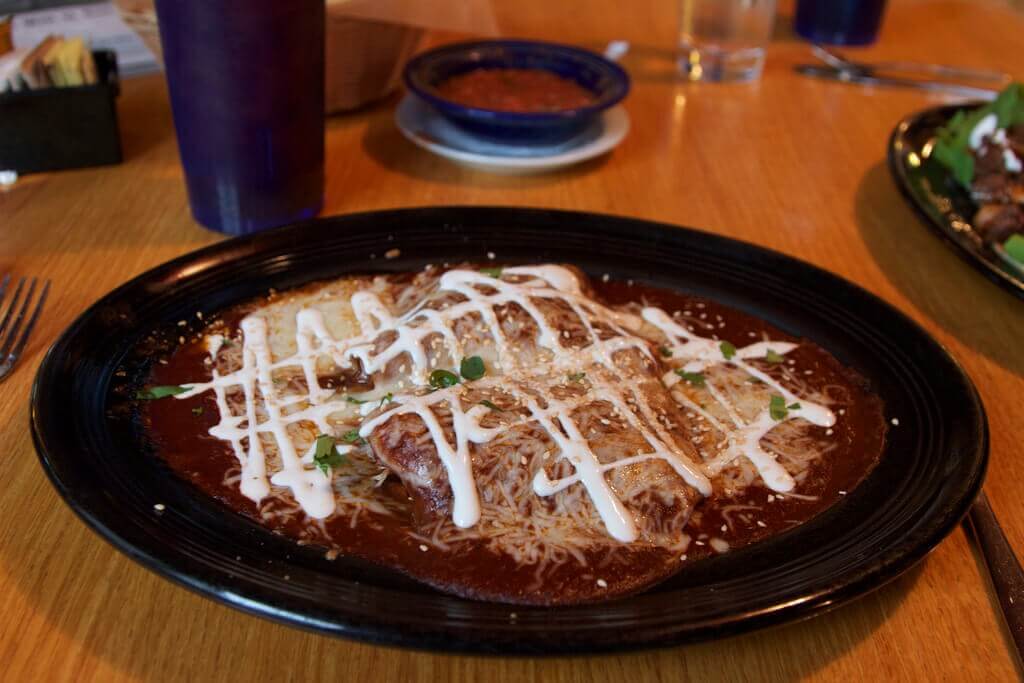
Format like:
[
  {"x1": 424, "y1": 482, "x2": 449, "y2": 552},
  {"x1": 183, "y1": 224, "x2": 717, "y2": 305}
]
[{"x1": 3, "y1": 0, "x2": 1024, "y2": 679}]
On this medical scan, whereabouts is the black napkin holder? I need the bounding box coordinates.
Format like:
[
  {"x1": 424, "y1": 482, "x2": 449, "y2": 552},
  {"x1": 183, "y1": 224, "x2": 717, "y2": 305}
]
[{"x1": 0, "y1": 50, "x2": 122, "y2": 175}]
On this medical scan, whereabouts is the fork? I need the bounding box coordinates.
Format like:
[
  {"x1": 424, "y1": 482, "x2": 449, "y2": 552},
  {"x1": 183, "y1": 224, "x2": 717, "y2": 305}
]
[
  {"x1": 0, "y1": 275, "x2": 51, "y2": 382},
  {"x1": 811, "y1": 45, "x2": 1011, "y2": 85}
]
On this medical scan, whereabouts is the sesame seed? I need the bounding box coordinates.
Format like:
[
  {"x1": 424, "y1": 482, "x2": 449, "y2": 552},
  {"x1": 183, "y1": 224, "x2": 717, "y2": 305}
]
[
  {"x1": 596, "y1": 579, "x2": 608, "y2": 588},
  {"x1": 695, "y1": 540, "x2": 705, "y2": 546},
  {"x1": 756, "y1": 520, "x2": 767, "y2": 528},
  {"x1": 487, "y1": 251, "x2": 496, "y2": 260},
  {"x1": 767, "y1": 494, "x2": 775, "y2": 502},
  {"x1": 679, "y1": 554, "x2": 687, "y2": 561},
  {"x1": 419, "y1": 544, "x2": 429, "y2": 552},
  {"x1": 839, "y1": 490, "x2": 847, "y2": 496},
  {"x1": 602, "y1": 273, "x2": 610, "y2": 283},
  {"x1": 720, "y1": 524, "x2": 727, "y2": 532},
  {"x1": 153, "y1": 503, "x2": 165, "y2": 511},
  {"x1": 891, "y1": 418, "x2": 900, "y2": 426},
  {"x1": 826, "y1": 428, "x2": 834, "y2": 435}
]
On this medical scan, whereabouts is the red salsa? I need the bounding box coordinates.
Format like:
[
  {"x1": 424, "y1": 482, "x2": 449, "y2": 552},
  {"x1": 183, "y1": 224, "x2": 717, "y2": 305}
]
[{"x1": 435, "y1": 67, "x2": 596, "y2": 113}]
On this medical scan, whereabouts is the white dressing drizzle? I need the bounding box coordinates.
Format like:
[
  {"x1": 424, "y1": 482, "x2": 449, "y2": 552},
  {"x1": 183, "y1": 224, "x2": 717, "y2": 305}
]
[
  {"x1": 642, "y1": 308, "x2": 835, "y2": 492},
  {"x1": 173, "y1": 266, "x2": 833, "y2": 542}
]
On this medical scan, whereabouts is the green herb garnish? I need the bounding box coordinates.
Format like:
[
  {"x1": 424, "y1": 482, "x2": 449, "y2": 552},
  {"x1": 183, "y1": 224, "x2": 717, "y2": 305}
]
[
  {"x1": 675, "y1": 370, "x2": 706, "y2": 387},
  {"x1": 345, "y1": 396, "x2": 368, "y2": 405},
  {"x1": 136, "y1": 385, "x2": 188, "y2": 400},
  {"x1": 460, "y1": 356, "x2": 486, "y2": 381},
  {"x1": 377, "y1": 392, "x2": 393, "y2": 409},
  {"x1": 765, "y1": 349, "x2": 785, "y2": 364},
  {"x1": 567, "y1": 371, "x2": 586, "y2": 382},
  {"x1": 769, "y1": 395, "x2": 788, "y2": 421},
  {"x1": 787, "y1": 402, "x2": 802, "y2": 410},
  {"x1": 1005, "y1": 234, "x2": 1024, "y2": 265},
  {"x1": 933, "y1": 83, "x2": 1024, "y2": 188},
  {"x1": 658, "y1": 346, "x2": 673, "y2": 357},
  {"x1": 313, "y1": 434, "x2": 346, "y2": 476},
  {"x1": 479, "y1": 399, "x2": 504, "y2": 412},
  {"x1": 341, "y1": 429, "x2": 365, "y2": 445},
  {"x1": 480, "y1": 267, "x2": 503, "y2": 278},
  {"x1": 429, "y1": 369, "x2": 460, "y2": 389},
  {"x1": 191, "y1": 406, "x2": 204, "y2": 416},
  {"x1": 746, "y1": 376, "x2": 764, "y2": 384},
  {"x1": 720, "y1": 341, "x2": 737, "y2": 360}
]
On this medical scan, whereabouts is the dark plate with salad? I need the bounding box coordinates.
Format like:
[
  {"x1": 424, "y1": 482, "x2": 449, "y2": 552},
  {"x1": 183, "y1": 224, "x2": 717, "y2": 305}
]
[{"x1": 888, "y1": 83, "x2": 1024, "y2": 300}]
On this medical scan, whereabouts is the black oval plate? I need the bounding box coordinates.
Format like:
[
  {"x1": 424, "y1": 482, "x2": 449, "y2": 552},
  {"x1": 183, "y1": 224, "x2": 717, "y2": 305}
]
[
  {"x1": 31, "y1": 207, "x2": 986, "y2": 654},
  {"x1": 888, "y1": 103, "x2": 1024, "y2": 300}
]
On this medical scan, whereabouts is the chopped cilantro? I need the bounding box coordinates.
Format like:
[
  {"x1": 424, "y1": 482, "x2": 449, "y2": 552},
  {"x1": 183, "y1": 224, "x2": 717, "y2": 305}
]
[
  {"x1": 658, "y1": 346, "x2": 673, "y2": 357},
  {"x1": 377, "y1": 392, "x2": 393, "y2": 409},
  {"x1": 479, "y1": 399, "x2": 504, "y2": 412},
  {"x1": 769, "y1": 395, "x2": 788, "y2": 421},
  {"x1": 341, "y1": 429, "x2": 365, "y2": 445},
  {"x1": 313, "y1": 434, "x2": 346, "y2": 476},
  {"x1": 191, "y1": 406, "x2": 204, "y2": 416},
  {"x1": 675, "y1": 370, "x2": 706, "y2": 387},
  {"x1": 480, "y1": 267, "x2": 503, "y2": 278},
  {"x1": 765, "y1": 349, "x2": 785, "y2": 364},
  {"x1": 787, "y1": 402, "x2": 802, "y2": 410},
  {"x1": 720, "y1": 341, "x2": 737, "y2": 360},
  {"x1": 136, "y1": 385, "x2": 188, "y2": 400},
  {"x1": 567, "y1": 372, "x2": 586, "y2": 382},
  {"x1": 460, "y1": 356, "x2": 486, "y2": 381},
  {"x1": 429, "y1": 369, "x2": 460, "y2": 389},
  {"x1": 345, "y1": 396, "x2": 368, "y2": 405}
]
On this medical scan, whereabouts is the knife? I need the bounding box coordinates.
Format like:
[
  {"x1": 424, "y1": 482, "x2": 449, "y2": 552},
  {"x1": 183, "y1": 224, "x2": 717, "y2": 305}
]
[{"x1": 795, "y1": 64, "x2": 999, "y2": 101}]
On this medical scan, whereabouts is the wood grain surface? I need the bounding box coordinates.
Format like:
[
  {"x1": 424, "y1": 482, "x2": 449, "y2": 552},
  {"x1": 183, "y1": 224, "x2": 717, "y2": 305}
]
[{"x1": 2, "y1": 0, "x2": 1023, "y2": 680}]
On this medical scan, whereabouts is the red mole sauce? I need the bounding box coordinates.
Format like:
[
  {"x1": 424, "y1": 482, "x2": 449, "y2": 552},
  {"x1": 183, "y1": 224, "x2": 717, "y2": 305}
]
[{"x1": 138, "y1": 276, "x2": 885, "y2": 604}]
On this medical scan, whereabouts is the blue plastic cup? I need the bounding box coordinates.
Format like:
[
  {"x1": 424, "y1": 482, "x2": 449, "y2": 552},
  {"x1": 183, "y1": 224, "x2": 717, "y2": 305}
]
[
  {"x1": 155, "y1": 0, "x2": 325, "y2": 235},
  {"x1": 794, "y1": 0, "x2": 888, "y2": 46}
]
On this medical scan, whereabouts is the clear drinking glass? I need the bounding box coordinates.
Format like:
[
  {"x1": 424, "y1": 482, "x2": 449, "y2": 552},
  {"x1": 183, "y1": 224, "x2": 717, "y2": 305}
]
[{"x1": 677, "y1": 0, "x2": 777, "y2": 82}]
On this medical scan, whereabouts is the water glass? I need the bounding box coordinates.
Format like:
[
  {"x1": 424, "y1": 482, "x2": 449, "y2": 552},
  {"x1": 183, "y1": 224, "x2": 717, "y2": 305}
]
[
  {"x1": 677, "y1": 0, "x2": 777, "y2": 82},
  {"x1": 155, "y1": 0, "x2": 325, "y2": 236}
]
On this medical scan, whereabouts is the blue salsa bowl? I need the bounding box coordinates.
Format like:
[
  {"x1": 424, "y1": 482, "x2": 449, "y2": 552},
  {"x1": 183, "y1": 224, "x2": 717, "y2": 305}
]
[{"x1": 403, "y1": 40, "x2": 630, "y2": 145}]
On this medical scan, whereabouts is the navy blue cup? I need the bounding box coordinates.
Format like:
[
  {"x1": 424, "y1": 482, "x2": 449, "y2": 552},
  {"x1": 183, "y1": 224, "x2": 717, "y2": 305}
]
[
  {"x1": 403, "y1": 40, "x2": 629, "y2": 145},
  {"x1": 794, "y1": 0, "x2": 888, "y2": 46},
  {"x1": 155, "y1": 0, "x2": 325, "y2": 235}
]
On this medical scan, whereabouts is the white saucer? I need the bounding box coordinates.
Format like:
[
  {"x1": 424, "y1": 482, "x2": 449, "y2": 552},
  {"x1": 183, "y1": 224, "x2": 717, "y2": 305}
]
[{"x1": 395, "y1": 94, "x2": 629, "y2": 174}]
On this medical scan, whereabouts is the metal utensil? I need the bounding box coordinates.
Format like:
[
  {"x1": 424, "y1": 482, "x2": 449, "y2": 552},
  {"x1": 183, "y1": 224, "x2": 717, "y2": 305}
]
[
  {"x1": 795, "y1": 64, "x2": 999, "y2": 100},
  {"x1": 0, "y1": 275, "x2": 50, "y2": 382},
  {"x1": 966, "y1": 490, "x2": 1024, "y2": 667},
  {"x1": 812, "y1": 45, "x2": 1011, "y2": 85}
]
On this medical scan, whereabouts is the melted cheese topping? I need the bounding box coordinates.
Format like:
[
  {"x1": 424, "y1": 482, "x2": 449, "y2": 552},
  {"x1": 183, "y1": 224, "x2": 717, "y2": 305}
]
[{"x1": 176, "y1": 266, "x2": 835, "y2": 544}]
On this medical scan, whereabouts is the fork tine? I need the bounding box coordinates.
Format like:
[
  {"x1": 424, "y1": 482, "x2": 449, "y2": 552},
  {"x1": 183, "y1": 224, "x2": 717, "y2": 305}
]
[
  {"x1": 6, "y1": 279, "x2": 49, "y2": 364},
  {"x1": 0, "y1": 277, "x2": 37, "y2": 360},
  {"x1": 0, "y1": 274, "x2": 11, "y2": 306},
  {"x1": 0, "y1": 277, "x2": 26, "y2": 340}
]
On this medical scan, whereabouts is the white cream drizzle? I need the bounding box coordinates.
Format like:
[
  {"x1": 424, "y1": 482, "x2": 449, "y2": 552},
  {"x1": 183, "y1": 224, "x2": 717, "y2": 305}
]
[
  {"x1": 173, "y1": 266, "x2": 835, "y2": 543},
  {"x1": 642, "y1": 308, "x2": 835, "y2": 492}
]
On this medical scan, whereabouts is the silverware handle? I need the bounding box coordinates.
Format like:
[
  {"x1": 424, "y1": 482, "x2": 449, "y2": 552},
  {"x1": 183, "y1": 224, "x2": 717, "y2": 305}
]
[
  {"x1": 875, "y1": 60, "x2": 1010, "y2": 84},
  {"x1": 967, "y1": 491, "x2": 1024, "y2": 665},
  {"x1": 793, "y1": 65, "x2": 999, "y2": 101}
]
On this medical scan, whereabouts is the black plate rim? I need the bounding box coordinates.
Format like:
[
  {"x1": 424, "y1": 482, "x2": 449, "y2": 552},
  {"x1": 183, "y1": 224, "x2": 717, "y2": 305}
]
[
  {"x1": 30, "y1": 206, "x2": 988, "y2": 654},
  {"x1": 887, "y1": 103, "x2": 1024, "y2": 301}
]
